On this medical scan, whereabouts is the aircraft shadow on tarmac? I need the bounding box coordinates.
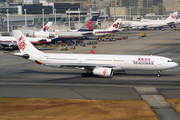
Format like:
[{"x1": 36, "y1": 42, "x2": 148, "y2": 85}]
[
  {"x1": 113, "y1": 72, "x2": 175, "y2": 77},
  {"x1": 22, "y1": 70, "x2": 81, "y2": 75},
  {"x1": 19, "y1": 70, "x2": 180, "y2": 87},
  {"x1": 43, "y1": 77, "x2": 180, "y2": 88}
]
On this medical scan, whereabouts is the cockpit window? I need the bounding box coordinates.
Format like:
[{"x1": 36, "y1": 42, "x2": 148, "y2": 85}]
[{"x1": 167, "y1": 60, "x2": 173, "y2": 62}]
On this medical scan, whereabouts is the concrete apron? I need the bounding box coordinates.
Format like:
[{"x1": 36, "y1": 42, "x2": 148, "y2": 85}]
[{"x1": 135, "y1": 87, "x2": 180, "y2": 120}]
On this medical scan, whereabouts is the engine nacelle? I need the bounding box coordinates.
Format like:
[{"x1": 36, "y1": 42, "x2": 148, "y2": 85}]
[
  {"x1": 33, "y1": 32, "x2": 54, "y2": 38},
  {"x1": 92, "y1": 67, "x2": 113, "y2": 77}
]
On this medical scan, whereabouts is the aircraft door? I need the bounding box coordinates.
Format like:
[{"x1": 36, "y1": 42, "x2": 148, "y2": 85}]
[
  {"x1": 125, "y1": 58, "x2": 129, "y2": 65},
  {"x1": 78, "y1": 56, "x2": 82, "y2": 63},
  {"x1": 157, "y1": 58, "x2": 162, "y2": 66}
]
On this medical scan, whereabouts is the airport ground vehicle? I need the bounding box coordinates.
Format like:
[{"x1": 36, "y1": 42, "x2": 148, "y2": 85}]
[
  {"x1": 140, "y1": 32, "x2": 146, "y2": 37},
  {"x1": 97, "y1": 34, "x2": 116, "y2": 41},
  {"x1": 98, "y1": 36, "x2": 117, "y2": 41}
]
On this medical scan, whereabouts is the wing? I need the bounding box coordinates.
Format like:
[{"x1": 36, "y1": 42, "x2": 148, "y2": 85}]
[
  {"x1": 81, "y1": 32, "x2": 93, "y2": 36},
  {"x1": 14, "y1": 53, "x2": 30, "y2": 59},
  {"x1": 167, "y1": 22, "x2": 175, "y2": 25},
  {"x1": 44, "y1": 63, "x2": 119, "y2": 69}
]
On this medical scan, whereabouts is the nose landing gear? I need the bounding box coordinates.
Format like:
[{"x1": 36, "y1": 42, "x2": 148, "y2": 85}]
[{"x1": 157, "y1": 71, "x2": 161, "y2": 77}]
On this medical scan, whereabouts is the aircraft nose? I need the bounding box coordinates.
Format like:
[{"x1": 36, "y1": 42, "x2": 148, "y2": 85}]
[{"x1": 173, "y1": 62, "x2": 178, "y2": 67}]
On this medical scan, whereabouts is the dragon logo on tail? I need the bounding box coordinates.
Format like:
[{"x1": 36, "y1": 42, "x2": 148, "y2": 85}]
[{"x1": 18, "y1": 35, "x2": 26, "y2": 51}]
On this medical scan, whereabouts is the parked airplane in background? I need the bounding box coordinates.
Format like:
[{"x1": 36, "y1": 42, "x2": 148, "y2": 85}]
[
  {"x1": 13, "y1": 30, "x2": 178, "y2": 77},
  {"x1": 32, "y1": 22, "x2": 54, "y2": 38},
  {"x1": 120, "y1": 12, "x2": 178, "y2": 30},
  {"x1": 67, "y1": 18, "x2": 122, "y2": 37},
  {"x1": 92, "y1": 18, "x2": 122, "y2": 36},
  {"x1": 140, "y1": 12, "x2": 178, "y2": 28},
  {"x1": 0, "y1": 22, "x2": 53, "y2": 49},
  {"x1": 51, "y1": 16, "x2": 98, "y2": 42},
  {"x1": 140, "y1": 12, "x2": 178, "y2": 22},
  {"x1": 0, "y1": 36, "x2": 51, "y2": 49}
]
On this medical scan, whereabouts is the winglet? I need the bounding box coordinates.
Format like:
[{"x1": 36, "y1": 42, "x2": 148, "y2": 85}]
[{"x1": 91, "y1": 50, "x2": 96, "y2": 54}]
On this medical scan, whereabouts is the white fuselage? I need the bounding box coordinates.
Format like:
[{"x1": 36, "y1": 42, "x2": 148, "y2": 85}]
[
  {"x1": 93, "y1": 29, "x2": 115, "y2": 36},
  {"x1": 29, "y1": 53, "x2": 177, "y2": 71},
  {"x1": 121, "y1": 21, "x2": 171, "y2": 29},
  {"x1": 0, "y1": 36, "x2": 51, "y2": 47},
  {"x1": 65, "y1": 29, "x2": 115, "y2": 37}
]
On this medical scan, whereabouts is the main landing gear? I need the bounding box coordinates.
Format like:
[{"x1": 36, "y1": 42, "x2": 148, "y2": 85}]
[
  {"x1": 157, "y1": 71, "x2": 161, "y2": 77},
  {"x1": 81, "y1": 73, "x2": 93, "y2": 77}
]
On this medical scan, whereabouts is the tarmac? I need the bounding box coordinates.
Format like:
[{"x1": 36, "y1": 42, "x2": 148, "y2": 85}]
[{"x1": 0, "y1": 30, "x2": 180, "y2": 119}]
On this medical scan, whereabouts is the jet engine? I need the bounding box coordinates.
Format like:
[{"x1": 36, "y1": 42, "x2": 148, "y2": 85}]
[
  {"x1": 33, "y1": 32, "x2": 54, "y2": 38},
  {"x1": 92, "y1": 67, "x2": 113, "y2": 77}
]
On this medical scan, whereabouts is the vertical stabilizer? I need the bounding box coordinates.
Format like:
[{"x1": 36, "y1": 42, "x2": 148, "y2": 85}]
[
  {"x1": 106, "y1": 19, "x2": 121, "y2": 31},
  {"x1": 40, "y1": 22, "x2": 53, "y2": 32},
  {"x1": 166, "y1": 12, "x2": 178, "y2": 21},
  {"x1": 13, "y1": 30, "x2": 43, "y2": 54},
  {"x1": 78, "y1": 16, "x2": 98, "y2": 31}
]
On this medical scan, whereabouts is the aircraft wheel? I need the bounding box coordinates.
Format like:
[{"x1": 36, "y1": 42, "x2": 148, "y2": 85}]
[
  {"x1": 157, "y1": 71, "x2": 161, "y2": 77},
  {"x1": 157, "y1": 74, "x2": 161, "y2": 77},
  {"x1": 81, "y1": 73, "x2": 87, "y2": 77}
]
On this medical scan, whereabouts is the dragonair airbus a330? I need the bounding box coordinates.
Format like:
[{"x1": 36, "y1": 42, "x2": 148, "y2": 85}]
[{"x1": 13, "y1": 30, "x2": 178, "y2": 77}]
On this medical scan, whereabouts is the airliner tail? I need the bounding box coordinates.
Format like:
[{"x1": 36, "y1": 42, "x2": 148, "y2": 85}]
[
  {"x1": 13, "y1": 30, "x2": 42, "y2": 54},
  {"x1": 40, "y1": 22, "x2": 53, "y2": 32},
  {"x1": 166, "y1": 12, "x2": 178, "y2": 21},
  {"x1": 106, "y1": 19, "x2": 121, "y2": 31},
  {"x1": 78, "y1": 16, "x2": 98, "y2": 31}
]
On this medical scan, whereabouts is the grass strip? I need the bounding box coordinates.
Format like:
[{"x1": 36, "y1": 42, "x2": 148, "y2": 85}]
[
  {"x1": 167, "y1": 98, "x2": 180, "y2": 114},
  {"x1": 0, "y1": 98, "x2": 158, "y2": 120}
]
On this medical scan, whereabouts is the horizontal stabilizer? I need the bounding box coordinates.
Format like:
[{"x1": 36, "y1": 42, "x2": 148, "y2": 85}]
[{"x1": 14, "y1": 53, "x2": 29, "y2": 59}]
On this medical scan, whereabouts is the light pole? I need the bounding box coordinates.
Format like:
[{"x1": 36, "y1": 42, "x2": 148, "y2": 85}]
[
  {"x1": 54, "y1": 9, "x2": 56, "y2": 24},
  {"x1": 42, "y1": 9, "x2": 44, "y2": 27},
  {"x1": 24, "y1": 9, "x2": 27, "y2": 27},
  {"x1": 114, "y1": 7, "x2": 116, "y2": 21},
  {"x1": 6, "y1": 9, "x2": 9, "y2": 32},
  {"x1": 137, "y1": 7, "x2": 139, "y2": 17},
  {"x1": 78, "y1": 8, "x2": 80, "y2": 23},
  {"x1": 68, "y1": 8, "x2": 70, "y2": 29},
  {"x1": 89, "y1": 7, "x2": 91, "y2": 19},
  {"x1": 123, "y1": 7, "x2": 126, "y2": 20},
  {"x1": 104, "y1": 7, "x2": 106, "y2": 21},
  {"x1": 129, "y1": 7, "x2": 131, "y2": 20}
]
